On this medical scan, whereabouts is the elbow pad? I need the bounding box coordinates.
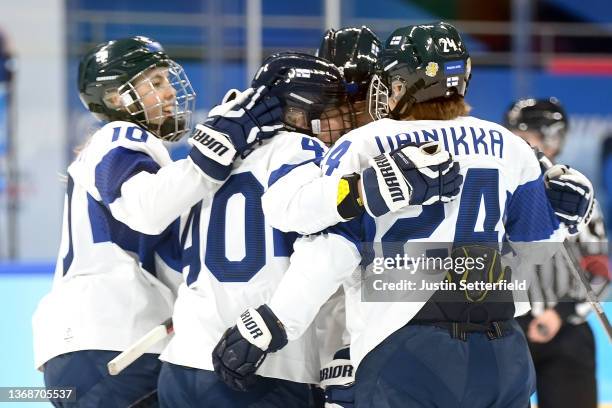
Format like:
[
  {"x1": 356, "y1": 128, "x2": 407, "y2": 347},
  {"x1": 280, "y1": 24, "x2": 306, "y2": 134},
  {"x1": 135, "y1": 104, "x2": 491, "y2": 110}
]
[{"x1": 337, "y1": 173, "x2": 364, "y2": 220}]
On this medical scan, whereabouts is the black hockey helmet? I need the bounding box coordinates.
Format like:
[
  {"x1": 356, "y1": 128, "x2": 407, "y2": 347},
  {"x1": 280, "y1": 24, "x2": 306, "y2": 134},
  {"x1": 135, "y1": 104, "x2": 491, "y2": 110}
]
[
  {"x1": 504, "y1": 97, "x2": 568, "y2": 153},
  {"x1": 251, "y1": 52, "x2": 355, "y2": 145},
  {"x1": 317, "y1": 26, "x2": 382, "y2": 100},
  {"x1": 78, "y1": 36, "x2": 196, "y2": 141},
  {"x1": 369, "y1": 21, "x2": 471, "y2": 120}
]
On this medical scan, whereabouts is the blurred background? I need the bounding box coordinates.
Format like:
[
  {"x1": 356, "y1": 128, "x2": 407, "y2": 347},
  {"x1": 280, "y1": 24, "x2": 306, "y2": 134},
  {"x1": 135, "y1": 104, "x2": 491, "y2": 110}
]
[{"x1": 0, "y1": 0, "x2": 611, "y2": 406}]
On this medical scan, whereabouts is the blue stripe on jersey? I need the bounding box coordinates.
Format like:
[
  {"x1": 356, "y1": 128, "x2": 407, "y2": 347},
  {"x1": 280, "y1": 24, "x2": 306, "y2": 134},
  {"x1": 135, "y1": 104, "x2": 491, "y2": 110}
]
[
  {"x1": 327, "y1": 218, "x2": 363, "y2": 251},
  {"x1": 505, "y1": 176, "x2": 560, "y2": 242},
  {"x1": 62, "y1": 176, "x2": 75, "y2": 275},
  {"x1": 273, "y1": 230, "x2": 298, "y2": 257},
  {"x1": 87, "y1": 194, "x2": 181, "y2": 276},
  {"x1": 361, "y1": 215, "x2": 377, "y2": 266},
  {"x1": 155, "y1": 221, "x2": 182, "y2": 272},
  {"x1": 503, "y1": 191, "x2": 511, "y2": 223},
  {"x1": 325, "y1": 214, "x2": 375, "y2": 266},
  {"x1": 267, "y1": 158, "x2": 321, "y2": 187},
  {"x1": 95, "y1": 147, "x2": 161, "y2": 206}
]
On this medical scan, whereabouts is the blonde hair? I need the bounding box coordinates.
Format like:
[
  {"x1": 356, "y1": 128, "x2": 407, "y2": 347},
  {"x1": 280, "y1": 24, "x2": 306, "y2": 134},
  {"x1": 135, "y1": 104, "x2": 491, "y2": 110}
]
[{"x1": 403, "y1": 95, "x2": 471, "y2": 121}]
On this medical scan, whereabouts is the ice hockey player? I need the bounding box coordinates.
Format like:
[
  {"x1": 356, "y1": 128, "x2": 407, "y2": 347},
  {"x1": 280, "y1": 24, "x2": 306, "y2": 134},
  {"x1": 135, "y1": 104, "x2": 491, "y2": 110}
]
[
  {"x1": 317, "y1": 25, "x2": 382, "y2": 133},
  {"x1": 157, "y1": 52, "x2": 361, "y2": 407},
  {"x1": 266, "y1": 24, "x2": 464, "y2": 407},
  {"x1": 32, "y1": 36, "x2": 281, "y2": 407},
  {"x1": 213, "y1": 22, "x2": 565, "y2": 408},
  {"x1": 507, "y1": 97, "x2": 609, "y2": 408}
]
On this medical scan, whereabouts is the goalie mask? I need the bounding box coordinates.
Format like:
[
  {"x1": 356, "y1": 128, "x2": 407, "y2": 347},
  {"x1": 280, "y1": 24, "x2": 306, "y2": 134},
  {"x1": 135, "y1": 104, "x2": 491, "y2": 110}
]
[
  {"x1": 504, "y1": 97, "x2": 568, "y2": 155},
  {"x1": 251, "y1": 52, "x2": 356, "y2": 146},
  {"x1": 78, "y1": 36, "x2": 196, "y2": 142},
  {"x1": 368, "y1": 22, "x2": 472, "y2": 120}
]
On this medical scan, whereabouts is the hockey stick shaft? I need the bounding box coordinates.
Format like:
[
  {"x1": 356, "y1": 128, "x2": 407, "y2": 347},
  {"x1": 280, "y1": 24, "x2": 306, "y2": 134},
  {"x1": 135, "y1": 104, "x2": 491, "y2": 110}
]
[
  {"x1": 560, "y1": 242, "x2": 612, "y2": 343},
  {"x1": 107, "y1": 318, "x2": 174, "y2": 376},
  {"x1": 536, "y1": 150, "x2": 612, "y2": 342}
]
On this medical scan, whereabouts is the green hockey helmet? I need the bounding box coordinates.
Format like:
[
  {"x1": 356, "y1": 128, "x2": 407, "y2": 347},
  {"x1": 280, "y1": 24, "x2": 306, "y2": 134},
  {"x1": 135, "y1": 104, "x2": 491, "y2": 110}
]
[
  {"x1": 317, "y1": 26, "x2": 382, "y2": 100},
  {"x1": 78, "y1": 36, "x2": 196, "y2": 141},
  {"x1": 369, "y1": 22, "x2": 471, "y2": 120}
]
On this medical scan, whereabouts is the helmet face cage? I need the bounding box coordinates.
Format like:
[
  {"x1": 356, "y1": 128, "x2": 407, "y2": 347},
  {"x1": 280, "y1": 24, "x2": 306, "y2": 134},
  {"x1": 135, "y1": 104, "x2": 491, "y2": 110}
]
[
  {"x1": 282, "y1": 92, "x2": 356, "y2": 145},
  {"x1": 116, "y1": 60, "x2": 195, "y2": 142},
  {"x1": 367, "y1": 73, "x2": 390, "y2": 120},
  {"x1": 314, "y1": 102, "x2": 357, "y2": 146}
]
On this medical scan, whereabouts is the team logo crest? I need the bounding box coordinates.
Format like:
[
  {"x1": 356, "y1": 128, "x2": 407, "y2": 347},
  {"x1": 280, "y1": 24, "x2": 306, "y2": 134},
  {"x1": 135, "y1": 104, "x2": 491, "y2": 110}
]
[{"x1": 425, "y1": 62, "x2": 439, "y2": 77}]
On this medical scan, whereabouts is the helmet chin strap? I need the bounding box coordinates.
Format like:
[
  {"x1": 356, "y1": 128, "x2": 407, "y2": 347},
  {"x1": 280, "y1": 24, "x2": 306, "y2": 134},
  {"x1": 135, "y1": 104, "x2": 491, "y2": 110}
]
[
  {"x1": 389, "y1": 84, "x2": 414, "y2": 119},
  {"x1": 107, "y1": 109, "x2": 133, "y2": 123},
  {"x1": 311, "y1": 119, "x2": 321, "y2": 135},
  {"x1": 318, "y1": 102, "x2": 358, "y2": 146},
  {"x1": 388, "y1": 78, "x2": 426, "y2": 119},
  {"x1": 158, "y1": 116, "x2": 186, "y2": 141},
  {"x1": 389, "y1": 99, "x2": 411, "y2": 119}
]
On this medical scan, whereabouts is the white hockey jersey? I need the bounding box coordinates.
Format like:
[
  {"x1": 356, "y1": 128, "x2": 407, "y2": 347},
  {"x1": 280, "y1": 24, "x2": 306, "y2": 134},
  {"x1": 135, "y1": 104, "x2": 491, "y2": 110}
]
[
  {"x1": 268, "y1": 116, "x2": 563, "y2": 371},
  {"x1": 32, "y1": 121, "x2": 216, "y2": 370},
  {"x1": 160, "y1": 131, "x2": 327, "y2": 384}
]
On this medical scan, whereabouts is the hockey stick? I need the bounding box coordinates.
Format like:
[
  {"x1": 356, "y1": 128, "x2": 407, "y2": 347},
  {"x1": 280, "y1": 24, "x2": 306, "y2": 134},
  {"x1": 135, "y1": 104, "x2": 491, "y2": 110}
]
[
  {"x1": 107, "y1": 318, "x2": 174, "y2": 375},
  {"x1": 537, "y1": 151, "x2": 612, "y2": 343}
]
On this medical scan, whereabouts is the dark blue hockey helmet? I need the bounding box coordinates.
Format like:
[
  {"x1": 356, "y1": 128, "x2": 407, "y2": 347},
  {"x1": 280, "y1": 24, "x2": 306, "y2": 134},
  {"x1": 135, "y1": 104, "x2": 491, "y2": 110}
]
[{"x1": 251, "y1": 52, "x2": 356, "y2": 145}]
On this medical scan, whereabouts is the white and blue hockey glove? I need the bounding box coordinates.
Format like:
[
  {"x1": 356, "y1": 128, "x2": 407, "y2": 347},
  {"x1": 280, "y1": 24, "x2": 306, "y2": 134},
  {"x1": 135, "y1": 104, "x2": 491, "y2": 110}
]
[
  {"x1": 188, "y1": 86, "x2": 284, "y2": 183},
  {"x1": 544, "y1": 164, "x2": 594, "y2": 235},
  {"x1": 320, "y1": 346, "x2": 355, "y2": 408},
  {"x1": 361, "y1": 141, "x2": 463, "y2": 217},
  {"x1": 212, "y1": 305, "x2": 288, "y2": 392},
  {"x1": 203, "y1": 85, "x2": 283, "y2": 155}
]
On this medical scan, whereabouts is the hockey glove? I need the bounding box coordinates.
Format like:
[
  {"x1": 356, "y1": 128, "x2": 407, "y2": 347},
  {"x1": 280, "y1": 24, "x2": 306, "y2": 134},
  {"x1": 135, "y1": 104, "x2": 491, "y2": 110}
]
[
  {"x1": 203, "y1": 86, "x2": 283, "y2": 156},
  {"x1": 188, "y1": 87, "x2": 284, "y2": 183},
  {"x1": 320, "y1": 346, "x2": 355, "y2": 408},
  {"x1": 212, "y1": 305, "x2": 288, "y2": 392},
  {"x1": 361, "y1": 141, "x2": 463, "y2": 217},
  {"x1": 544, "y1": 164, "x2": 594, "y2": 235}
]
